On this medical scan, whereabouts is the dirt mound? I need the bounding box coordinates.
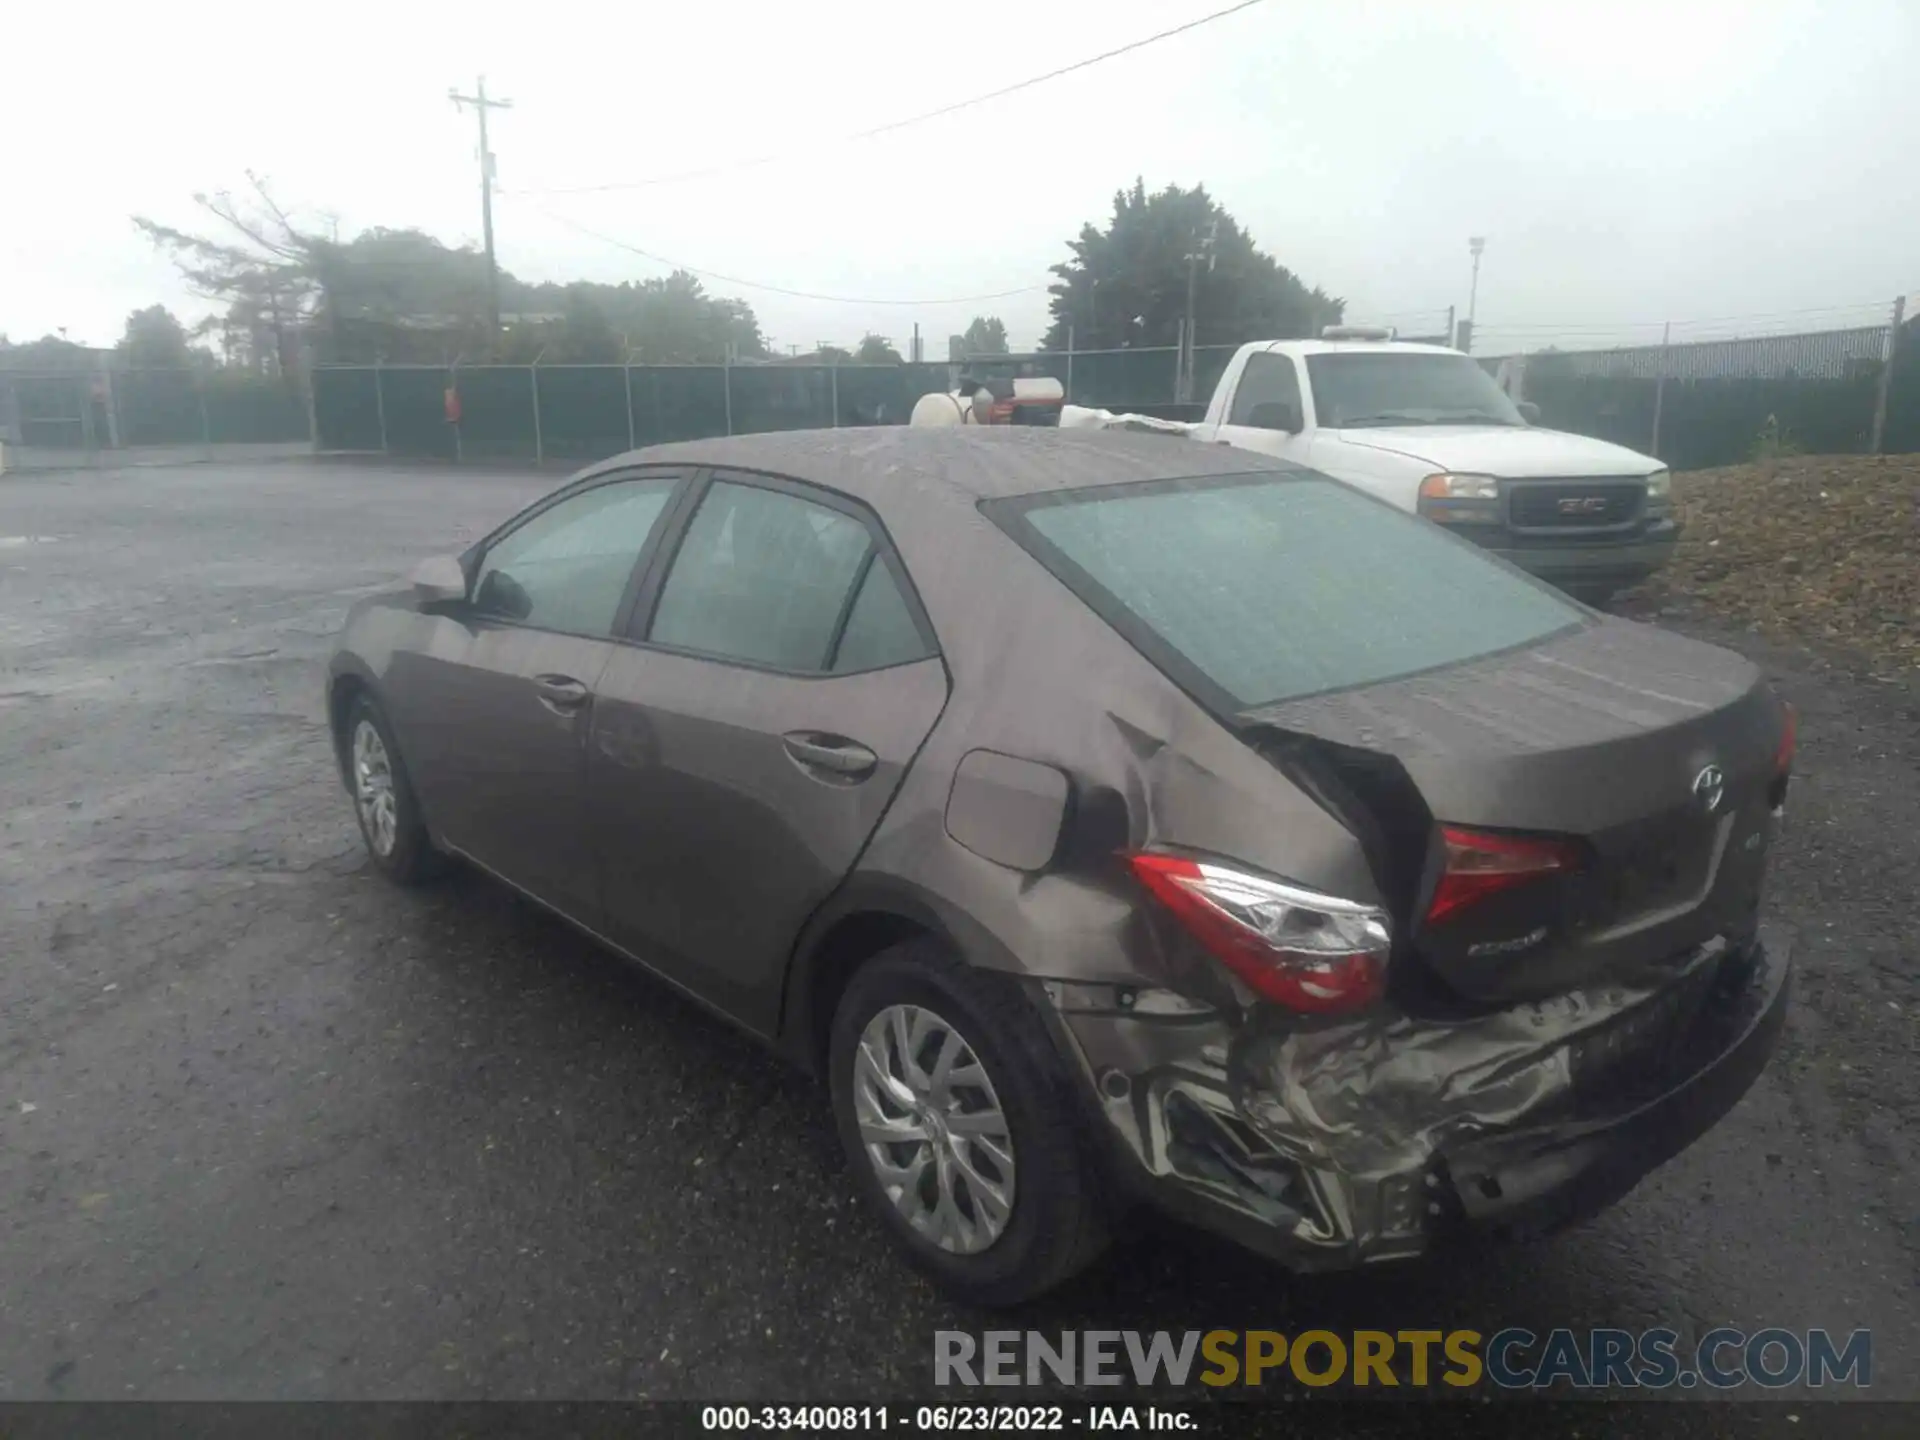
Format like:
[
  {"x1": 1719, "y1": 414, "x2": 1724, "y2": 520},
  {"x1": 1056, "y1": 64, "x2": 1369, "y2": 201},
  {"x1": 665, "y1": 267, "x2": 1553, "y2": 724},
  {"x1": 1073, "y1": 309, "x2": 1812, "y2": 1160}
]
[{"x1": 1624, "y1": 455, "x2": 1920, "y2": 672}]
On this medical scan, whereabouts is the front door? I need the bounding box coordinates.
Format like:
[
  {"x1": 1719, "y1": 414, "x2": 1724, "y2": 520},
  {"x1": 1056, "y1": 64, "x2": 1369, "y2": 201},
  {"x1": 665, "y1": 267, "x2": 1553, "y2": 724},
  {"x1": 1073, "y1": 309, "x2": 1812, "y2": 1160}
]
[
  {"x1": 396, "y1": 470, "x2": 686, "y2": 923},
  {"x1": 586, "y1": 472, "x2": 948, "y2": 1033},
  {"x1": 1211, "y1": 350, "x2": 1315, "y2": 466}
]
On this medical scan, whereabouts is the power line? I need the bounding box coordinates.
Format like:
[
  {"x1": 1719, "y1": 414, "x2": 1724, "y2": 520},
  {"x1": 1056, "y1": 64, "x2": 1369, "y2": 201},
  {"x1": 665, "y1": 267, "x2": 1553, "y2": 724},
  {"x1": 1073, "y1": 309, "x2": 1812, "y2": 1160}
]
[
  {"x1": 506, "y1": 0, "x2": 1269, "y2": 197},
  {"x1": 518, "y1": 201, "x2": 1049, "y2": 307}
]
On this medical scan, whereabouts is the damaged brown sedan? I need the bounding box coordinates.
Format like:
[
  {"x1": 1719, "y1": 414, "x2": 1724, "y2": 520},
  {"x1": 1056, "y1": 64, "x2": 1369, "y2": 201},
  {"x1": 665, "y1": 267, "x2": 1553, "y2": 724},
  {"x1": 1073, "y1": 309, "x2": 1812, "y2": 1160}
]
[{"x1": 327, "y1": 428, "x2": 1794, "y2": 1306}]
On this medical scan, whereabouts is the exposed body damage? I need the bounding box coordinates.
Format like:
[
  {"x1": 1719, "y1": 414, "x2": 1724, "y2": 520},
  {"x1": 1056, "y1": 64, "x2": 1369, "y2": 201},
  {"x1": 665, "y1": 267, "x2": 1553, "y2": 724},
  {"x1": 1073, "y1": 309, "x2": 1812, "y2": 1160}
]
[{"x1": 1040, "y1": 925, "x2": 1788, "y2": 1267}]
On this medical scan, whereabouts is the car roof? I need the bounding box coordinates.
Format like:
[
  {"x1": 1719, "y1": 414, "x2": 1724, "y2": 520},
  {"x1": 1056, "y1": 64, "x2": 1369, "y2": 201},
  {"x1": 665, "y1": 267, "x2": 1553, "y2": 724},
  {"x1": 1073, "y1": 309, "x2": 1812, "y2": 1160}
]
[
  {"x1": 1258, "y1": 339, "x2": 1463, "y2": 359},
  {"x1": 584, "y1": 425, "x2": 1285, "y2": 504}
]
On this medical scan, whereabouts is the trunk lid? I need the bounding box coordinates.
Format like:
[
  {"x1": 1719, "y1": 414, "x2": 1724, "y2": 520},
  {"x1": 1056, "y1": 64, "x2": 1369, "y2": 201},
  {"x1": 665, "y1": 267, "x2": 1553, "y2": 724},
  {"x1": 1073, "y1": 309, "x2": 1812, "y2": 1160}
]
[{"x1": 1243, "y1": 619, "x2": 1785, "y2": 1004}]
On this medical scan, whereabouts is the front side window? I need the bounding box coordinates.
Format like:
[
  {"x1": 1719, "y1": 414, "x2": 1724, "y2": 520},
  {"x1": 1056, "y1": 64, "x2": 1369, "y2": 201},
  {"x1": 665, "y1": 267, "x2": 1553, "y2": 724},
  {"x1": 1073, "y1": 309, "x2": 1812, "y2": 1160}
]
[
  {"x1": 1227, "y1": 353, "x2": 1304, "y2": 430},
  {"x1": 1305, "y1": 352, "x2": 1525, "y2": 429},
  {"x1": 473, "y1": 475, "x2": 679, "y2": 636},
  {"x1": 649, "y1": 480, "x2": 924, "y2": 672},
  {"x1": 994, "y1": 473, "x2": 1582, "y2": 709}
]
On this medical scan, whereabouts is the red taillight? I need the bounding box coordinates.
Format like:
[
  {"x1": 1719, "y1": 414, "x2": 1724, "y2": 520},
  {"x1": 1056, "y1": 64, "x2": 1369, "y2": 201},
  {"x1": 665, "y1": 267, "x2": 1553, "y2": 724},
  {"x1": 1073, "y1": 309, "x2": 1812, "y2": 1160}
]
[
  {"x1": 1425, "y1": 826, "x2": 1584, "y2": 926},
  {"x1": 1768, "y1": 700, "x2": 1797, "y2": 811},
  {"x1": 1125, "y1": 852, "x2": 1390, "y2": 1014}
]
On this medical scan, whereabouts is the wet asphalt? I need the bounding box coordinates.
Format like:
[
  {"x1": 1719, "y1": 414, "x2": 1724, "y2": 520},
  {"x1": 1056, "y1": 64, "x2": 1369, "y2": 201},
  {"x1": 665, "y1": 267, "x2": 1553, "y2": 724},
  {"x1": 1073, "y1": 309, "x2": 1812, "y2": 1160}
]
[{"x1": 0, "y1": 461, "x2": 1915, "y2": 1426}]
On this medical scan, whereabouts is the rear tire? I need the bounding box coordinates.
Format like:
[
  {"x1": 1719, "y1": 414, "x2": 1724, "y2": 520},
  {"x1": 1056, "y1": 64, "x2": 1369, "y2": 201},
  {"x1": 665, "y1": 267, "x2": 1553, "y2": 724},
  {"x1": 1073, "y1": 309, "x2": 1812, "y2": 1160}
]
[
  {"x1": 828, "y1": 938, "x2": 1109, "y2": 1307},
  {"x1": 344, "y1": 694, "x2": 446, "y2": 887}
]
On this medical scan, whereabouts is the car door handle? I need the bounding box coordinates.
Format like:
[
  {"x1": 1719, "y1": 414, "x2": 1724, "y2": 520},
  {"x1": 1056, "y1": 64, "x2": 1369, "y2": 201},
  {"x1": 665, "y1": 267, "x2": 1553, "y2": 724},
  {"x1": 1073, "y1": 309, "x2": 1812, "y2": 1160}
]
[
  {"x1": 532, "y1": 674, "x2": 591, "y2": 713},
  {"x1": 781, "y1": 732, "x2": 878, "y2": 780}
]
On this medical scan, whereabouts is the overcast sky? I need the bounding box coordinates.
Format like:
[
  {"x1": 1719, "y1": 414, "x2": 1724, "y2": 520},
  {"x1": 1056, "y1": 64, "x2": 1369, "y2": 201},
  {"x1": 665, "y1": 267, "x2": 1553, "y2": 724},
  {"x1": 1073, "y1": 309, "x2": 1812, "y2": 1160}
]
[{"x1": 5, "y1": 0, "x2": 1916, "y2": 356}]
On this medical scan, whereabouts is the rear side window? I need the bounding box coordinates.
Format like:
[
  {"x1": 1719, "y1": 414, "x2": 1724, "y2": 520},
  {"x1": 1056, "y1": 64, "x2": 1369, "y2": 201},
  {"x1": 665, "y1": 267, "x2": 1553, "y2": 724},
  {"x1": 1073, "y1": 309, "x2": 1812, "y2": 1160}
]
[
  {"x1": 995, "y1": 474, "x2": 1582, "y2": 708},
  {"x1": 647, "y1": 478, "x2": 934, "y2": 674},
  {"x1": 831, "y1": 560, "x2": 928, "y2": 673}
]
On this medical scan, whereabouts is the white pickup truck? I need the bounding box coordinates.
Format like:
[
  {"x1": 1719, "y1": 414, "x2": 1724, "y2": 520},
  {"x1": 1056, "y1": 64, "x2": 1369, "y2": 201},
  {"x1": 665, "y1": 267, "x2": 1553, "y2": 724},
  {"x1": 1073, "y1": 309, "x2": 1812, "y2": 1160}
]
[{"x1": 1063, "y1": 328, "x2": 1678, "y2": 602}]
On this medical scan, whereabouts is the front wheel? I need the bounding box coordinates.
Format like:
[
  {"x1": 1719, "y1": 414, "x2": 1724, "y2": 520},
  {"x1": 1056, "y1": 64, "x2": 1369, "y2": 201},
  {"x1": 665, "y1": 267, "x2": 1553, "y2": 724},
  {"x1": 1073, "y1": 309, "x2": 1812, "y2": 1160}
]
[
  {"x1": 1560, "y1": 582, "x2": 1620, "y2": 608},
  {"x1": 828, "y1": 939, "x2": 1109, "y2": 1306},
  {"x1": 344, "y1": 694, "x2": 446, "y2": 886}
]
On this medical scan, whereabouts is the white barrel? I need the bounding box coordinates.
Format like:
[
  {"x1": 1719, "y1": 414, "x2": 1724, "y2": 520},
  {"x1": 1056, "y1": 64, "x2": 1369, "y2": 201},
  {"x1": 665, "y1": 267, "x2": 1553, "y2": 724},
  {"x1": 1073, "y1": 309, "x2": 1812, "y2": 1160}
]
[{"x1": 910, "y1": 392, "x2": 971, "y2": 427}]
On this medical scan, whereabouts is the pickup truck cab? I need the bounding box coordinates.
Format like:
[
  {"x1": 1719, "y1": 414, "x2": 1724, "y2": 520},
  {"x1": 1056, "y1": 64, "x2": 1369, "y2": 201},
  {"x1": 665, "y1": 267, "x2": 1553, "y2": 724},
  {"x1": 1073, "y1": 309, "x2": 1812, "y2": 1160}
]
[{"x1": 1192, "y1": 329, "x2": 1678, "y2": 600}]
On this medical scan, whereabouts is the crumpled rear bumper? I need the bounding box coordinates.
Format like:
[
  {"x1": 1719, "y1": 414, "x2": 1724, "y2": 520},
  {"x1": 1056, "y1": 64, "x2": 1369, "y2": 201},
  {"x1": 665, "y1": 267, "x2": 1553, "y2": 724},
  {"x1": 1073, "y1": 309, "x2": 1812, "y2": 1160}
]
[{"x1": 1042, "y1": 925, "x2": 1790, "y2": 1270}]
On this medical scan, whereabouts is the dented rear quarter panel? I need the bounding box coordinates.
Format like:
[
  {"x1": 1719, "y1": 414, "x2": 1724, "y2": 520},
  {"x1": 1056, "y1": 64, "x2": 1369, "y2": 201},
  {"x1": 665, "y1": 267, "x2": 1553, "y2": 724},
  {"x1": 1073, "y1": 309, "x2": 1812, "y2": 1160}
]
[{"x1": 842, "y1": 451, "x2": 1382, "y2": 996}]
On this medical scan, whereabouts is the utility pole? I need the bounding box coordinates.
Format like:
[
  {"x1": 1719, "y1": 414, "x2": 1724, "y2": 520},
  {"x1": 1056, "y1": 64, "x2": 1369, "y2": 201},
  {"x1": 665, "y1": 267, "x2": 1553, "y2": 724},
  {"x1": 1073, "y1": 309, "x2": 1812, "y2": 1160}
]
[
  {"x1": 1869, "y1": 294, "x2": 1906, "y2": 455},
  {"x1": 450, "y1": 77, "x2": 513, "y2": 346},
  {"x1": 1463, "y1": 237, "x2": 1486, "y2": 353},
  {"x1": 1180, "y1": 217, "x2": 1219, "y2": 402}
]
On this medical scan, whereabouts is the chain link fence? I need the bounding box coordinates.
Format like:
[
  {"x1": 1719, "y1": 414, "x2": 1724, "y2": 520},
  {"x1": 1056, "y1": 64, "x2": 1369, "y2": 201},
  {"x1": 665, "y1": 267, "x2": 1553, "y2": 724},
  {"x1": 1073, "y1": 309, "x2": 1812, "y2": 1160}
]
[
  {"x1": 8, "y1": 325, "x2": 1912, "y2": 475},
  {"x1": 1486, "y1": 320, "x2": 1916, "y2": 470},
  {"x1": 308, "y1": 349, "x2": 1253, "y2": 461},
  {"x1": 0, "y1": 367, "x2": 311, "y2": 468}
]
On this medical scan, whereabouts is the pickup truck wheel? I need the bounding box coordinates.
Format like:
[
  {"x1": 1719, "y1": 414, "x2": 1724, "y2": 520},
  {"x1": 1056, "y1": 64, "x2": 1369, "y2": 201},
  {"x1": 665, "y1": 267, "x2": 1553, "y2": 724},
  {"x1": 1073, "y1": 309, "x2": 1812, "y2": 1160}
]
[
  {"x1": 828, "y1": 939, "x2": 1109, "y2": 1306},
  {"x1": 1561, "y1": 583, "x2": 1618, "y2": 608}
]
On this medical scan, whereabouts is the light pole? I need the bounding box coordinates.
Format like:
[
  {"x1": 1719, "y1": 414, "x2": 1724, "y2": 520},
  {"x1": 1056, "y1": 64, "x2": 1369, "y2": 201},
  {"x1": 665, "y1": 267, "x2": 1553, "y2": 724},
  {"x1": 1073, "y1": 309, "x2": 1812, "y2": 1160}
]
[{"x1": 1464, "y1": 236, "x2": 1486, "y2": 353}]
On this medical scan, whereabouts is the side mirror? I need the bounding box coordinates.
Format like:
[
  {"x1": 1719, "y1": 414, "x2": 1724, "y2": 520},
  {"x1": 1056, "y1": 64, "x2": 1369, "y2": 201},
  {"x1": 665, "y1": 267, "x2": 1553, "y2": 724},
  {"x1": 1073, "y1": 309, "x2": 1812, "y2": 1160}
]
[
  {"x1": 1247, "y1": 400, "x2": 1303, "y2": 433},
  {"x1": 1516, "y1": 400, "x2": 1542, "y2": 425},
  {"x1": 409, "y1": 554, "x2": 468, "y2": 607},
  {"x1": 473, "y1": 568, "x2": 533, "y2": 621}
]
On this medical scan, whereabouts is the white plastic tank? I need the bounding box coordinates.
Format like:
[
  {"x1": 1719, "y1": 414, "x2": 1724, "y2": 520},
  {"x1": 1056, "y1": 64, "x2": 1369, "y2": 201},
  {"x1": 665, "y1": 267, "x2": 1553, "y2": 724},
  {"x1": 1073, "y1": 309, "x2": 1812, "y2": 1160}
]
[{"x1": 910, "y1": 391, "x2": 978, "y2": 426}]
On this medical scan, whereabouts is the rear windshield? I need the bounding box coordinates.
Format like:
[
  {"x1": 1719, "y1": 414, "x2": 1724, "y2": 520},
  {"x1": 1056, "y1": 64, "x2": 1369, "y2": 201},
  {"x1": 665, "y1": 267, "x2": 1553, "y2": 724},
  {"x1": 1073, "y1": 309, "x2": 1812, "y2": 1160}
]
[{"x1": 992, "y1": 474, "x2": 1582, "y2": 708}]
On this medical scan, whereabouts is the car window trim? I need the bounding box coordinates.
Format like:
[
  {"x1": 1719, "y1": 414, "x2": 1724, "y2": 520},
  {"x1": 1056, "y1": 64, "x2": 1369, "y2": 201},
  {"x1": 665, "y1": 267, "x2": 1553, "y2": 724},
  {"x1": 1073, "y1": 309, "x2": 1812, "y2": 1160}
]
[
  {"x1": 980, "y1": 469, "x2": 1587, "y2": 716},
  {"x1": 823, "y1": 548, "x2": 880, "y2": 672},
  {"x1": 619, "y1": 465, "x2": 942, "y2": 680},
  {"x1": 460, "y1": 465, "x2": 692, "y2": 642}
]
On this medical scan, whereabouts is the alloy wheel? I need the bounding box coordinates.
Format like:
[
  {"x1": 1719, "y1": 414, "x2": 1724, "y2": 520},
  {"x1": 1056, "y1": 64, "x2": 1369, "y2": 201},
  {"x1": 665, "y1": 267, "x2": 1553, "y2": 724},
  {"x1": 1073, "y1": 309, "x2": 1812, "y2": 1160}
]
[
  {"x1": 352, "y1": 719, "x2": 399, "y2": 858},
  {"x1": 853, "y1": 1003, "x2": 1016, "y2": 1255}
]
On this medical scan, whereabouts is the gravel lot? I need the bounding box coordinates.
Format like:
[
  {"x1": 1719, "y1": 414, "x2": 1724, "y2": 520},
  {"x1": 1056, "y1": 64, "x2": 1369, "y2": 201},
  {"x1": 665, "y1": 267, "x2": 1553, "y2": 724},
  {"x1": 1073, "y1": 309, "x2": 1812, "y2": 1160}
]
[{"x1": 1, "y1": 461, "x2": 1915, "y2": 1425}]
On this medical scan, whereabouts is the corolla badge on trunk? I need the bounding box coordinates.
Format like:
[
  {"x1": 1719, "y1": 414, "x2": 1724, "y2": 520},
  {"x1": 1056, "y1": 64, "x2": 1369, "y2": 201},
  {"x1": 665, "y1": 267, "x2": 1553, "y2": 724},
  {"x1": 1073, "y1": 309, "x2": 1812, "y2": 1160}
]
[
  {"x1": 1693, "y1": 764, "x2": 1727, "y2": 815},
  {"x1": 1467, "y1": 925, "x2": 1549, "y2": 958}
]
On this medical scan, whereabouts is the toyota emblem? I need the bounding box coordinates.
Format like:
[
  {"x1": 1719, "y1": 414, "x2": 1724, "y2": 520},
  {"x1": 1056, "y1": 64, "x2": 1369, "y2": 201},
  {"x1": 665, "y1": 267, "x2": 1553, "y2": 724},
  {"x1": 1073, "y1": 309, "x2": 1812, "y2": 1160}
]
[{"x1": 1692, "y1": 764, "x2": 1726, "y2": 815}]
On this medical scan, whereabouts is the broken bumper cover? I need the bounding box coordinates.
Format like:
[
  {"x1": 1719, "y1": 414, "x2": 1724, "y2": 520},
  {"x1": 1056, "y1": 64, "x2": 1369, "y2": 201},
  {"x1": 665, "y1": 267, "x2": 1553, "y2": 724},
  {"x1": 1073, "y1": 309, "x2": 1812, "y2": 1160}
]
[{"x1": 1045, "y1": 925, "x2": 1790, "y2": 1271}]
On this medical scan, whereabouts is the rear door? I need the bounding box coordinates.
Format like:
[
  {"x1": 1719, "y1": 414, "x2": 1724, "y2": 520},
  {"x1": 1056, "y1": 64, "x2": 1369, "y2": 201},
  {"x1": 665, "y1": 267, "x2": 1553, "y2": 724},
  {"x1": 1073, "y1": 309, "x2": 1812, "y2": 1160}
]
[
  {"x1": 395, "y1": 468, "x2": 687, "y2": 923},
  {"x1": 586, "y1": 470, "x2": 948, "y2": 1032}
]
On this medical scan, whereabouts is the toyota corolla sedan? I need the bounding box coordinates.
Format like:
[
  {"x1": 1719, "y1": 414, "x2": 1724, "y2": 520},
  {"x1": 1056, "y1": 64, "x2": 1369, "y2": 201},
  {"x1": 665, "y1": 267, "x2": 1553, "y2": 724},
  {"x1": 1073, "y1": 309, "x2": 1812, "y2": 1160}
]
[{"x1": 327, "y1": 428, "x2": 1794, "y2": 1306}]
